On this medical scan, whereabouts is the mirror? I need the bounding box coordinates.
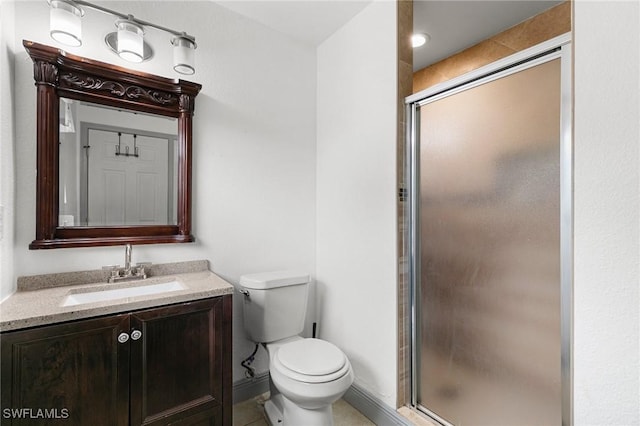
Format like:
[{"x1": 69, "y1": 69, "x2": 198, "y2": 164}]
[
  {"x1": 25, "y1": 40, "x2": 202, "y2": 249},
  {"x1": 59, "y1": 99, "x2": 179, "y2": 227}
]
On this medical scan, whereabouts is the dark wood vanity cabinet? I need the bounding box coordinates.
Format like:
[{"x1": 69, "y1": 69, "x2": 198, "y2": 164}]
[
  {"x1": 1, "y1": 314, "x2": 131, "y2": 425},
  {"x1": 1, "y1": 296, "x2": 232, "y2": 426},
  {"x1": 130, "y1": 297, "x2": 232, "y2": 426}
]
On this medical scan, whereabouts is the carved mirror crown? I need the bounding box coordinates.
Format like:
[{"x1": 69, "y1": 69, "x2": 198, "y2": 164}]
[{"x1": 25, "y1": 40, "x2": 202, "y2": 249}]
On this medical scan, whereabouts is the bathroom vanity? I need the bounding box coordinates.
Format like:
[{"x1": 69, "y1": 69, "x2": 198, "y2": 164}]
[{"x1": 0, "y1": 261, "x2": 233, "y2": 426}]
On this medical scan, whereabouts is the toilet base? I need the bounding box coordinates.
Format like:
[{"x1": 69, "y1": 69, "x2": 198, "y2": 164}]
[
  {"x1": 264, "y1": 395, "x2": 284, "y2": 426},
  {"x1": 264, "y1": 393, "x2": 334, "y2": 426}
]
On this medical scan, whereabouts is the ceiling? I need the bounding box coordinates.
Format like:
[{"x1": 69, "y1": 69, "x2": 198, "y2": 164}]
[
  {"x1": 216, "y1": 1, "x2": 371, "y2": 46},
  {"x1": 413, "y1": 1, "x2": 563, "y2": 71},
  {"x1": 216, "y1": 0, "x2": 563, "y2": 71}
]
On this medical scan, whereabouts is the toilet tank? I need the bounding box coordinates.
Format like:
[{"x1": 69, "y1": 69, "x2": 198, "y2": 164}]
[{"x1": 240, "y1": 270, "x2": 310, "y2": 343}]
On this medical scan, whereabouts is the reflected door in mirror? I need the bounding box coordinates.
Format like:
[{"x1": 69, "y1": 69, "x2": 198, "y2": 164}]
[
  {"x1": 57, "y1": 98, "x2": 179, "y2": 228},
  {"x1": 86, "y1": 130, "x2": 176, "y2": 226}
]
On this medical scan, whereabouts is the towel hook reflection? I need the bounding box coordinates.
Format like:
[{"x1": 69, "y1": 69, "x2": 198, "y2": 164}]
[{"x1": 115, "y1": 131, "x2": 140, "y2": 158}]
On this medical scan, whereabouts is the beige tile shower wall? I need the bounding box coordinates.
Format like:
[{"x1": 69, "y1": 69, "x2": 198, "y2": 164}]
[
  {"x1": 396, "y1": 0, "x2": 413, "y2": 409},
  {"x1": 412, "y1": 1, "x2": 571, "y2": 93}
]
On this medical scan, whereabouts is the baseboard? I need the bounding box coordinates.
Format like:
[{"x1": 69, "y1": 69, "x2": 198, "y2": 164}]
[
  {"x1": 232, "y1": 372, "x2": 270, "y2": 404},
  {"x1": 343, "y1": 384, "x2": 413, "y2": 426}
]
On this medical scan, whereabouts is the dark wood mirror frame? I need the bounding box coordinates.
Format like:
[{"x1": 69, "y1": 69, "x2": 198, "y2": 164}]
[{"x1": 25, "y1": 40, "x2": 202, "y2": 249}]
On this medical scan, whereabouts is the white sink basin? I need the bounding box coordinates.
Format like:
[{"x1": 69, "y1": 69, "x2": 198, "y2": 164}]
[{"x1": 62, "y1": 281, "x2": 186, "y2": 307}]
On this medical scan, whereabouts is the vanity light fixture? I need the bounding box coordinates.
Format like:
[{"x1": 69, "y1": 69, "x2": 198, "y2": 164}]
[
  {"x1": 411, "y1": 33, "x2": 430, "y2": 48},
  {"x1": 48, "y1": 0, "x2": 84, "y2": 47},
  {"x1": 171, "y1": 34, "x2": 197, "y2": 75},
  {"x1": 46, "y1": 0, "x2": 197, "y2": 74},
  {"x1": 115, "y1": 18, "x2": 145, "y2": 63}
]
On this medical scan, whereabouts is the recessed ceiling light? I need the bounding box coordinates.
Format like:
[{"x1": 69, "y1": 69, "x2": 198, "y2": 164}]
[{"x1": 412, "y1": 33, "x2": 430, "y2": 48}]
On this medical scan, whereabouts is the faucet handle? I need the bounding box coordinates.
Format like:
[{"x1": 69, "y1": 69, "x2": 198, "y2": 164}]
[
  {"x1": 134, "y1": 262, "x2": 151, "y2": 277},
  {"x1": 102, "y1": 265, "x2": 121, "y2": 282}
]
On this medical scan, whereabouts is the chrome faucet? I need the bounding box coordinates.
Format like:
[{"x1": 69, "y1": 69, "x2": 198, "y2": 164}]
[
  {"x1": 103, "y1": 244, "x2": 151, "y2": 283},
  {"x1": 124, "y1": 243, "x2": 132, "y2": 276}
]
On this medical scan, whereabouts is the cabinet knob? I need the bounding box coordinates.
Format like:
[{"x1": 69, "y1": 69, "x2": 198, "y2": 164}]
[
  {"x1": 130, "y1": 330, "x2": 142, "y2": 341},
  {"x1": 117, "y1": 332, "x2": 130, "y2": 343}
]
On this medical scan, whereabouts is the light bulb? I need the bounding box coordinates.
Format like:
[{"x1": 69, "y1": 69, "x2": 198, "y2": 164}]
[
  {"x1": 49, "y1": 0, "x2": 83, "y2": 47},
  {"x1": 116, "y1": 19, "x2": 144, "y2": 63},
  {"x1": 172, "y1": 35, "x2": 196, "y2": 75},
  {"x1": 411, "y1": 33, "x2": 430, "y2": 48}
]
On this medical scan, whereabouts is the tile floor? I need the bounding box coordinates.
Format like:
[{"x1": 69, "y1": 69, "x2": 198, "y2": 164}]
[{"x1": 233, "y1": 393, "x2": 375, "y2": 426}]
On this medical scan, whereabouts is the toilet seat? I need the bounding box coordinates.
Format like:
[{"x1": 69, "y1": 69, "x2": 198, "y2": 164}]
[{"x1": 273, "y1": 338, "x2": 350, "y2": 384}]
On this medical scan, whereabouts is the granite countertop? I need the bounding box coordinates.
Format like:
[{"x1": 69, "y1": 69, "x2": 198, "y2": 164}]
[{"x1": 0, "y1": 260, "x2": 234, "y2": 332}]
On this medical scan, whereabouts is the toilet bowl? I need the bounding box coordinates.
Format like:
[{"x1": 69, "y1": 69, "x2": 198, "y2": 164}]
[
  {"x1": 265, "y1": 337, "x2": 354, "y2": 425},
  {"x1": 239, "y1": 271, "x2": 354, "y2": 426}
]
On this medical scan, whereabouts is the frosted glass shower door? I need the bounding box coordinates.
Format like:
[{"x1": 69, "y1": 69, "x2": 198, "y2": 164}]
[{"x1": 415, "y1": 58, "x2": 562, "y2": 425}]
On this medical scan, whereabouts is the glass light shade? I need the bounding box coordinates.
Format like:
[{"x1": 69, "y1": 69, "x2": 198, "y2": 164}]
[
  {"x1": 49, "y1": 0, "x2": 83, "y2": 47},
  {"x1": 116, "y1": 20, "x2": 144, "y2": 63},
  {"x1": 172, "y1": 36, "x2": 196, "y2": 75}
]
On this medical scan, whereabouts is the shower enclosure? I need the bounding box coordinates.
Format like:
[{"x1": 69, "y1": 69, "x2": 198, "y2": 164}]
[{"x1": 406, "y1": 36, "x2": 572, "y2": 426}]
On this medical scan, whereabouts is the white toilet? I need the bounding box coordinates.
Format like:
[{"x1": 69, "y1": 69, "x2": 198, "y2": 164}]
[{"x1": 240, "y1": 270, "x2": 354, "y2": 426}]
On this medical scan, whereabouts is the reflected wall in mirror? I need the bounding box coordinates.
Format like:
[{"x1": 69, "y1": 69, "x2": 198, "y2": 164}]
[
  {"x1": 25, "y1": 40, "x2": 201, "y2": 249},
  {"x1": 58, "y1": 99, "x2": 179, "y2": 227}
]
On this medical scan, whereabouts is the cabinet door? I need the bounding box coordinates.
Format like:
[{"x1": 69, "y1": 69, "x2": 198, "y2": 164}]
[
  {"x1": 0, "y1": 315, "x2": 130, "y2": 426},
  {"x1": 129, "y1": 296, "x2": 231, "y2": 426}
]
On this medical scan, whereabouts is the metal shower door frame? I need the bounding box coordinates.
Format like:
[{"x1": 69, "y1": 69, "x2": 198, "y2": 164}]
[{"x1": 405, "y1": 33, "x2": 573, "y2": 426}]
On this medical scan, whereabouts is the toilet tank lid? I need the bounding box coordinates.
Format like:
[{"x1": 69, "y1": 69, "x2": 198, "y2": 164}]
[{"x1": 239, "y1": 270, "x2": 310, "y2": 289}]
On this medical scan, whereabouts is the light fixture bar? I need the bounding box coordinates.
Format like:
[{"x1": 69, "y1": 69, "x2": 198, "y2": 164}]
[
  {"x1": 70, "y1": 0, "x2": 195, "y2": 43},
  {"x1": 48, "y1": 0, "x2": 197, "y2": 74}
]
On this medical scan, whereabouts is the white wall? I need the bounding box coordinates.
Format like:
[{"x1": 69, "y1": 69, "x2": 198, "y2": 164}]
[
  {"x1": 7, "y1": 0, "x2": 317, "y2": 383},
  {"x1": 0, "y1": 0, "x2": 16, "y2": 303},
  {"x1": 316, "y1": 0, "x2": 398, "y2": 408},
  {"x1": 573, "y1": 0, "x2": 640, "y2": 424}
]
